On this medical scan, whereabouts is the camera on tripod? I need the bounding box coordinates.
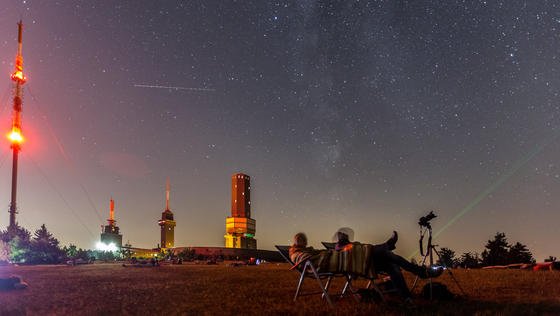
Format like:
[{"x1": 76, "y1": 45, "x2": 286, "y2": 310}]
[
  {"x1": 418, "y1": 211, "x2": 437, "y2": 228},
  {"x1": 412, "y1": 210, "x2": 466, "y2": 298}
]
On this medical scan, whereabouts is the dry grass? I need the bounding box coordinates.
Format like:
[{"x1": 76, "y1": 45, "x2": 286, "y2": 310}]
[{"x1": 0, "y1": 263, "x2": 559, "y2": 315}]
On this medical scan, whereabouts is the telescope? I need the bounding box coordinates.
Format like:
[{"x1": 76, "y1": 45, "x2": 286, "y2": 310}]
[{"x1": 418, "y1": 211, "x2": 437, "y2": 228}]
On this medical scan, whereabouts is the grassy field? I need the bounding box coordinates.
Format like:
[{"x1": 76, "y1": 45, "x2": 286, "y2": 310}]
[{"x1": 0, "y1": 262, "x2": 559, "y2": 315}]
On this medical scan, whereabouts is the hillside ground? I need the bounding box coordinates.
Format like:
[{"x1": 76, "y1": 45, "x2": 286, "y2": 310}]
[{"x1": 0, "y1": 263, "x2": 559, "y2": 315}]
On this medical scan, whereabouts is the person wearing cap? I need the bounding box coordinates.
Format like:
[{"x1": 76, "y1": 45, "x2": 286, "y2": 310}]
[{"x1": 332, "y1": 228, "x2": 443, "y2": 303}]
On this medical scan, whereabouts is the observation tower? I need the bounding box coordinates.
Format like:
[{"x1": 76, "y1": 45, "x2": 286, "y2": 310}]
[{"x1": 224, "y1": 173, "x2": 256, "y2": 249}]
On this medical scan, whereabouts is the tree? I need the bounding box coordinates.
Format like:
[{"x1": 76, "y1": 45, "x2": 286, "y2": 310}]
[
  {"x1": 437, "y1": 247, "x2": 457, "y2": 267},
  {"x1": 120, "y1": 242, "x2": 133, "y2": 260},
  {"x1": 63, "y1": 244, "x2": 78, "y2": 259},
  {"x1": 508, "y1": 242, "x2": 535, "y2": 264},
  {"x1": 162, "y1": 248, "x2": 175, "y2": 260},
  {"x1": 177, "y1": 248, "x2": 196, "y2": 261},
  {"x1": 0, "y1": 225, "x2": 31, "y2": 263},
  {"x1": 482, "y1": 232, "x2": 510, "y2": 266},
  {"x1": 0, "y1": 225, "x2": 31, "y2": 244},
  {"x1": 544, "y1": 256, "x2": 557, "y2": 262},
  {"x1": 29, "y1": 224, "x2": 64, "y2": 264},
  {"x1": 95, "y1": 250, "x2": 117, "y2": 261},
  {"x1": 459, "y1": 252, "x2": 481, "y2": 268},
  {"x1": 0, "y1": 241, "x2": 10, "y2": 263},
  {"x1": 63, "y1": 244, "x2": 91, "y2": 262},
  {"x1": 9, "y1": 237, "x2": 30, "y2": 263},
  {"x1": 76, "y1": 248, "x2": 93, "y2": 261}
]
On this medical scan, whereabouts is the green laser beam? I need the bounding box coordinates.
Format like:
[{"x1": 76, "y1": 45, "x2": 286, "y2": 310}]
[{"x1": 408, "y1": 132, "x2": 559, "y2": 259}]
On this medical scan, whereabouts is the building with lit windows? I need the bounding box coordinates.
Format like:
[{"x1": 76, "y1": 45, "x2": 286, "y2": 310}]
[{"x1": 224, "y1": 173, "x2": 257, "y2": 249}]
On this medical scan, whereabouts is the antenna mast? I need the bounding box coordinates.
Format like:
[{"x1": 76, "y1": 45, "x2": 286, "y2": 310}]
[
  {"x1": 8, "y1": 20, "x2": 27, "y2": 230},
  {"x1": 165, "y1": 178, "x2": 170, "y2": 211},
  {"x1": 109, "y1": 198, "x2": 115, "y2": 224}
]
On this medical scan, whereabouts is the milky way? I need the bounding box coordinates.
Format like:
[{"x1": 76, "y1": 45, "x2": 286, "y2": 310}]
[{"x1": 0, "y1": 1, "x2": 558, "y2": 261}]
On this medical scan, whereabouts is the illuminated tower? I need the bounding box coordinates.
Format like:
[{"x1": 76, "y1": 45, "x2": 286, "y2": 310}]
[
  {"x1": 225, "y1": 173, "x2": 256, "y2": 249},
  {"x1": 7, "y1": 21, "x2": 27, "y2": 230},
  {"x1": 100, "y1": 198, "x2": 123, "y2": 249},
  {"x1": 158, "y1": 179, "x2": 176, "y2": 249}
]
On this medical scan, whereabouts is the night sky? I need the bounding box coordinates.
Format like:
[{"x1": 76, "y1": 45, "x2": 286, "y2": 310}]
[{"x1": 0, "y1": 1, "x2": 559, "y2": 261}]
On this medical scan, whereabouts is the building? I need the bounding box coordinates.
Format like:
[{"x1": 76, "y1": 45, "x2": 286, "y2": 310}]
[
  {"x1": 100, "y1": 198, "x2": 123, "y2": 249},
  {"x1": 224, "y1": 173, "x2": 257, "y2": 249},
  {"x1": 123, "y1": 245, "x2": 160, "y2": 259},
  {"x1": 158, "y1": 179, "x2": 176, "y2": 249}
]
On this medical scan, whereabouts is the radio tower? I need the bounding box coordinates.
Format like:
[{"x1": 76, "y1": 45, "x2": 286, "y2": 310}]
[
  {"x1": 7, "y1": 21, "x2": 27, "y2": 230},
  {"x1": 158, "y1": 178, "x2": 176, "y2": 249}
]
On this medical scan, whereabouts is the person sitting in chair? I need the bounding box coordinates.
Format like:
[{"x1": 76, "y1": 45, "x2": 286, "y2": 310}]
[{"x1": 290, "y1": 230, "x2": 441, "y2": 303}]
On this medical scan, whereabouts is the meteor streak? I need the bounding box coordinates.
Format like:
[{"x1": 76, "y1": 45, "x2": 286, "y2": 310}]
[{"x1": 133, "y1": 84, "x2": 215, "y2": 92}]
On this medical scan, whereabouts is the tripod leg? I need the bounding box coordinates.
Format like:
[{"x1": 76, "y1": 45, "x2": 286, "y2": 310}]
[
  {"x1": 428, "y1": 276, "x2": 433, "y2": 300},
  {"x1": 411, "y1": 253, "x2": 429, "y2": 292},
  {"x1": 431, "y1": 247, "x2": 466, "y2": 296},
  {"x1": 444, "y1": 269, "x2": 466, "y2": 296}
]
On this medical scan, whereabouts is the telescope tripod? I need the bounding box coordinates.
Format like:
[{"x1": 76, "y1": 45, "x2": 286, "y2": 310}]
[{"x1": 411, "y1": 225, "x2": 466, "y2": 299}]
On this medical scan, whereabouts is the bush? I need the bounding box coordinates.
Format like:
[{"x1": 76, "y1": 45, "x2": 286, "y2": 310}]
[{"x1": 0, "y1": 241, "x2": 10, "y2": 263}]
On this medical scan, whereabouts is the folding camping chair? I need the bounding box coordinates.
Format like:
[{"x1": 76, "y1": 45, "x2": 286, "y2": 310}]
[
  {"x1": 275, "y1": 245, "x2": 345, "y2": 307},
  {"x1": 321, "y1": 241, "x2": 394, "y2": 302}
]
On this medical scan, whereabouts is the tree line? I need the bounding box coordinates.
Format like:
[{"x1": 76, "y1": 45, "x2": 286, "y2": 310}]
[
  {"x1": 0, "y1": 226, "x2": 554, "y2": 267},
  {"x1": 0, "y1": 224, "x2": 208, "y2": 264},
  {"x1": 0, "y1": 224, "x2": 105, "y2": 264},
  {"x1": 437, "y1": 232, "x2": 542, "y2": 268}
]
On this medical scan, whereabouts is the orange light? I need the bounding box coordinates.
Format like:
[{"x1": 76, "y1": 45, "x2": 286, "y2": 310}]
[
  {"x1": 11, "y1": 70, "x2": 26, "y2": 83},
  {"x1": 7, "y1": 127, "x2": 24, "y2": 144}
]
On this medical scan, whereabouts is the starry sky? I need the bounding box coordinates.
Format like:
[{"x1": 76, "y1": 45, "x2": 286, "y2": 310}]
[{"x1": 0, "y1": 1, "x2": 559, "y2": 261}]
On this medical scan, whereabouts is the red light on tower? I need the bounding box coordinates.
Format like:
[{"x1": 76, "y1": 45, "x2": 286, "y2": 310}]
[
  {"x1": 11, "y1": 71, "x2": 26, "y2": 83},
  {"x1": 11, "y1": 55, "x2": 26, "y2": 83},
  {"x1": 7, "y1": 126, "x2": 24, "y2": 145}
]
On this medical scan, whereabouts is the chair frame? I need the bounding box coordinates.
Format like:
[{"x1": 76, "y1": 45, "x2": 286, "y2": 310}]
[
  {"x1": 321, "y1": 241, "x2": 393, "y2": 302},
  {"x1": 275, "y1": 245, "x2": 342, "y2": 307}
]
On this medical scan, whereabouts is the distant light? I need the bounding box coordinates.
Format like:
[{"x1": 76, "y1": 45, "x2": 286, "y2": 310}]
[
  {"x1": 7, "y1": 127, "x2": 24, "y2": 144},
  {"x1": 96, "y1": 241, "x2": 118, "y2": 252},
  {"x1": 11, "y1": 70, "x2": 26, "y2": 83}
]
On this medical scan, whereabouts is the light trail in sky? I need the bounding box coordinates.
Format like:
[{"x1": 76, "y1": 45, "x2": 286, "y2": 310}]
[
  {"x1": 407, "y1": 132, "x2": 560, "y2": 259},
  {"x1": 133, "y1": 84, "x2": 215, "y2": 92}
]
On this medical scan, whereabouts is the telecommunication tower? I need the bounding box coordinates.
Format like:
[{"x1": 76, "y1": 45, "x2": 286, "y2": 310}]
[
  {"x1": 158, "y1": 179, "x2": 176, "y2": 249},
  {"x1": 7, "y1": 21, "x2": 27, "y2": 230},
  {"x1": 100, "y1": 198, "x2": 123, "y2": 249}
]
